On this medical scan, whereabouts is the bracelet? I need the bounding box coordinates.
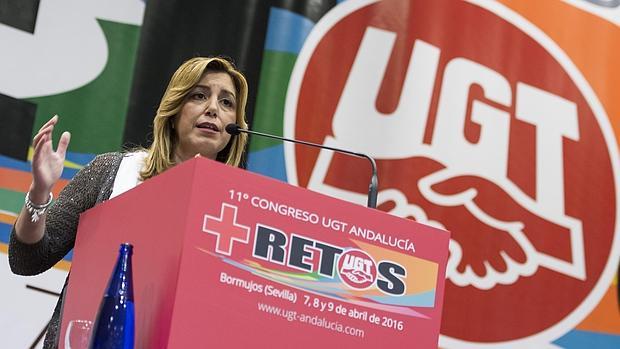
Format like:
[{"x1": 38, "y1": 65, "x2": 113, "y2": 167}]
[{"x1": 25, "y1": 191, "x2": 53, "y2": 223}]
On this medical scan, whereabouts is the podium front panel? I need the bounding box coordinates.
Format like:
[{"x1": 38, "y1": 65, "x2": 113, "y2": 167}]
[{"x1": 60, "y1": 157, "x2": 450, "y2": 348}]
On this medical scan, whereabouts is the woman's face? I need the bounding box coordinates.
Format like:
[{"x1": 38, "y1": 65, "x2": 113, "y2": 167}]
[{"x1": 173, "y1": 71, "x2": 238, "y2": 162}]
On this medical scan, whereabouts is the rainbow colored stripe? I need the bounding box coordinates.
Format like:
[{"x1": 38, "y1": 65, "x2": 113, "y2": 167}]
[{"x1": 197, "y1": 236, "x2": 439, "y2": 319}]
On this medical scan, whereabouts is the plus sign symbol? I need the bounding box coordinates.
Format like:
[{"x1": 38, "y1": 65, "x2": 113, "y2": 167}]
[{"x1": 202, "y1": 203, "x2": 251, "y2": 256}]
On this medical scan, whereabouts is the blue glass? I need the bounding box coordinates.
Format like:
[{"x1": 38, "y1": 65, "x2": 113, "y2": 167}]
[{"x1": 89, "y1": 243, "x2": 135, "y2": 349}]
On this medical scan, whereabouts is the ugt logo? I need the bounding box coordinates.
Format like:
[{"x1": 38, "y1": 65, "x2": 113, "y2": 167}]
[
  {"x1": 338, "y1": 249, "x2": 377, "y2": 290},
  {"x1": 283, "y1": 0, "x2": 619, "y2": 347}
]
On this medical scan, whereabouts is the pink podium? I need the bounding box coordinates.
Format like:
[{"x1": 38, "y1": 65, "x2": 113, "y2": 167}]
[{"x1": 59, "y1": 157, "x2": 450, "y2": 348}]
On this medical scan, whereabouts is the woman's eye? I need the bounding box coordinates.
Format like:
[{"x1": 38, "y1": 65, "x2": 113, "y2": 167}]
[
  {"x1": 192, "y1": 92, "x2": 207, "y2": 100},
  {"x1": 220, "y1": 98, "x2": 234, "y2": 107}
]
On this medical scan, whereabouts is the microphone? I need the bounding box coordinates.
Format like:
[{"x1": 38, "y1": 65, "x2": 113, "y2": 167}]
[{"x1": 226, "y1": 123, "x2": 378, "y2": 209}]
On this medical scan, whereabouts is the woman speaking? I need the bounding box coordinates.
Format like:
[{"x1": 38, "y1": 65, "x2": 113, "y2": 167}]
[{"x1": 8, "y1": 56, "x2": 249, "y2": 349}]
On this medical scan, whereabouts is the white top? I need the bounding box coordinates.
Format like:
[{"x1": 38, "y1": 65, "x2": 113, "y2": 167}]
[{"x1": 110, "y1": 151, "x2": 147, "y2": 199}]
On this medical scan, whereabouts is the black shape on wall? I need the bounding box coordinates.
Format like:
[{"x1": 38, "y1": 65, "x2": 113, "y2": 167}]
[
  {"x1": 0, "y1": 0, "x2": 40, "y2": 33},
  {"x1": 0, "y1": 94, "x2": 36, "y2": 160},
  {"x1": 123, "y1": 0, "x2": 338, "y2": 153}
]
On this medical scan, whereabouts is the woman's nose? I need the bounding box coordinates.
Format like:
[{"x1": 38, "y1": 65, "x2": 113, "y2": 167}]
[{"x1": 204, "y1": 98, "x2": 218, "y2": 117}]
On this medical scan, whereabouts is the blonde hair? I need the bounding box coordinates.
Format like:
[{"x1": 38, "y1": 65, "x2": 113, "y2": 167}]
[{"x1": 140, "y1": 57, "x2": 249, "y2": 181}]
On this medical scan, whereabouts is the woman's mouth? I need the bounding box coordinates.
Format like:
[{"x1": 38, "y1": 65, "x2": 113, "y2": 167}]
[{"x1": 196, "y1": 122, "x2": 219, "y2": 132}]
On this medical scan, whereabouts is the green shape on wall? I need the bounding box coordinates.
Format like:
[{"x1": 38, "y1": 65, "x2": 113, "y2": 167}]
[
  {"x1": 28, "y1": 19, "x2": 141, "y2": 154},
  {"x1": 250, "y1": 50, "x2": 297, "y2": 152}
]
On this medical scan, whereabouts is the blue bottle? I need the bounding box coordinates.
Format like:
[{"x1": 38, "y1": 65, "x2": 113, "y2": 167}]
[{"x1": 89, "y1": 243, "x2": 135, "y2": 349}]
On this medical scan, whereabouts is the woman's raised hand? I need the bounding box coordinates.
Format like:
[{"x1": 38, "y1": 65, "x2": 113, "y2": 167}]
[{"x1": 30, "y1": 115, "x2": 71, "y2": 201}]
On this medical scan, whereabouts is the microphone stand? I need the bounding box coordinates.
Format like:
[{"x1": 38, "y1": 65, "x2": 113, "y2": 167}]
[{"x1": 227, "y1": 124, "x2": 378, "y2": 209}]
